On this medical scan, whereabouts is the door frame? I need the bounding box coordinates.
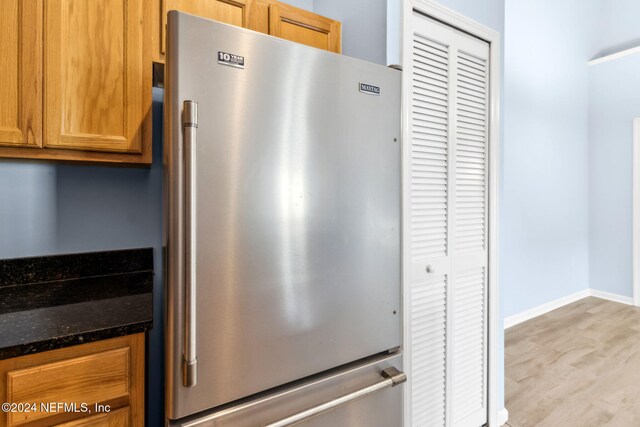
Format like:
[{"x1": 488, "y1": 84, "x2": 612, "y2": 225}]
[
  {"x1": 633, "y1": 118, "x2": 640, "y2": 306},
  {"x1": 401, "y1": 1, "x2": 501, "y2": 425}
]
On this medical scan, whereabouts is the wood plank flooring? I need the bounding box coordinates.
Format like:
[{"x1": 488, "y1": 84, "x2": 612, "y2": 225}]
[{"x1": 505, "y1": 297, "x2": 640, "y2": 427}]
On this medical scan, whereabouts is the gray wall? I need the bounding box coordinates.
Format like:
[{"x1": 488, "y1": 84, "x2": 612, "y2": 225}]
[
  {"x1": 589, "y1": 55, "x2": 640, "y2": 297},
  {"x1": 314, "y1": 0, "x2": 387, "y2": 65},
  {"x1": 502, "y1": 0, "x2": 596, "y2": 317},
  {"x1": 591, "y1": 0, "x2": 640, "y2": 58},
  {"x1": 0, "y1": 164, "x2": 57, "y2": 258},
  {"x1": 588, "y1": 2, "x2": 640, "y2": 298},
  {"x1": 285, "y1": 0, "x2": 313, "y2": 12},
  {"x1": 436, "y1": 0, "x2": 505, "y2": 33}
]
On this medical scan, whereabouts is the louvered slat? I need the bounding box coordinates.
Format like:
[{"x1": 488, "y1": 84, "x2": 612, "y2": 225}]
[
  {"x1": 411, "y1": 34, "x2": 449, "y2": 260},
  {"x1": 411, "y1": 274, "x2": 447, "y2": 427},
  {"x1": 452, "y1": 267, "x2": 486, "y2": 422},
  {"x1": 455, "y1": 51, "x2": 487, "y2": 253},
  {"x1": 410, "y1": 33, "x2": 449, "y2": 427}
]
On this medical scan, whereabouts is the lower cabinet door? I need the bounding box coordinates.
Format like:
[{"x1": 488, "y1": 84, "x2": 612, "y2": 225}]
[
  {"x1": 0, "y1": 334, "x2": 145, "y2": 427},
  {"x1": 5, "y1": 348, "x2": 129, "y2": 426},
  {"x1": 55, "y1": 407, "x2": 130, "y2": 427}
]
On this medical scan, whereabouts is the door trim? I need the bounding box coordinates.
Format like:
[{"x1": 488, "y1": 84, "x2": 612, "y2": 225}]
[
  {"x1": 401, "y1": 1, "x2": 501, "y2": 425},
  {"x1": 633, "y1": 118, "x2": 640, "y2": 307}
]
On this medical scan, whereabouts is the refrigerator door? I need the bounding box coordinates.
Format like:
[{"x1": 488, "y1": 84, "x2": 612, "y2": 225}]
[
  {"x1": 166, "y1": 12, "x2": 401, "y2": 420},
  {"x1": 168, "y1": 354, "x2": 404, "y2": 427}
]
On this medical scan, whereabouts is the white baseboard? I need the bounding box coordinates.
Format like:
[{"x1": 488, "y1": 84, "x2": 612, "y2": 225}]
[
  {"x1": 504, "y1": 289, "x2": 590, "y2": 329},
  {"x1": 504, "y1": 289, "x2": 635, "y2": 329},
  {"x1": 590, "y1": 289, "x2": 634, "y2": 305},
  {"x1": 497, "y1": 408, "x2": 509, "y2": 426}
]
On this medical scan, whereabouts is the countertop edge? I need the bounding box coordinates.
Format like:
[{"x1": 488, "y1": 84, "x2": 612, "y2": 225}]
[{"x1": 0, "y1": 320, "x2": 152, "y2": 361}]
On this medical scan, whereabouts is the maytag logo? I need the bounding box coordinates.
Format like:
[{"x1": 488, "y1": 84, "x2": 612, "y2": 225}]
[
  {"x1": 217, "y1": 51, "x2": 245, "y2": 69},
  {"x1": 359, "y1": 83, "x2": 381, "y2": 96}
]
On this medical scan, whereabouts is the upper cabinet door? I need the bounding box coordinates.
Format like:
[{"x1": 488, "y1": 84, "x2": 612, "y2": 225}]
[
  {"x1": 0, "y1": 0, "x2": 42, "y2": 148},
  {"x1": 158, "y1": 0, "x2": 254, "y2": 61},
  {"x1": 44, "y1": 0, "x2": 151, "y2": 155},
  {"x1": 269, "y1": 3, "x2": 341, "y2": 53}
]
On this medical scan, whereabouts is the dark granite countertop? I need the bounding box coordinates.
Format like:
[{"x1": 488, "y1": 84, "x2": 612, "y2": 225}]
[{"x1": 0, "y1": 248, "x2": 154, "y2": 359}]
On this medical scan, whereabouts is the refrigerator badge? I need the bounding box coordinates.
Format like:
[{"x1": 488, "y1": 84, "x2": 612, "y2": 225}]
[
  {"x1": 359, "y1": 83, "x2": 381, "y2": 96},
  {"x1": 218, "y1": 51, "x2": 245, "y2": 69}
]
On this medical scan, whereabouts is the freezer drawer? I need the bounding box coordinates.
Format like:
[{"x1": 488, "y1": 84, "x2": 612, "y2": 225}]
[{"x1": 168, "y1": 353, "x2": 404, "y2": 427}]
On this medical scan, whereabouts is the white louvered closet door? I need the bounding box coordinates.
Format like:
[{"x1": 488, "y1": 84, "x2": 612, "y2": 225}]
[{"x1": 408, "y1": 13, "x2": 490, "y2": 427}]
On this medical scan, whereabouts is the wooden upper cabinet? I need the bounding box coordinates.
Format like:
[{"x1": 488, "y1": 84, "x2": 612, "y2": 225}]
[
  {"x1": 153, "y1": 0, "x2": 340, "y2": 62},
  {"x1": 156, "y1": 0, "x2": 258, "y2": 62},
  {"x1": 269, "y1": 3, "x2": 341, "y2": 53},
  {"x1": 0, "y1": 0, "x2": 152, "y2": 164},
  {"x1": 43, "y1": 0, "x2": 151, "y2": 160},
  {"x1": 0, "y1": 0, "x2": 42, "y2": 148},
  {"x1": 0, "y1": 0, "x2": 337, "y2": 164}
]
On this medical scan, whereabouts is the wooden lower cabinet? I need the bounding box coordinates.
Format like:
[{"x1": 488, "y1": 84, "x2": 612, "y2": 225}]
[
  {"x1": 0, "y1": 334, "x2": 144, "y2": 427},
  {"x1": 55, "y1": 408, "x2": 130, "y2": 427}
]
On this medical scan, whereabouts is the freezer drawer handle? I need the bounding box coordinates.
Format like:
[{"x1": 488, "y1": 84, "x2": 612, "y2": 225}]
[
  {"x1": 183, "y1": 100, "x2": 198, "y2": 388},
  {"x1": 265, "y1": 367, "x2": 406, "y2": 427}
]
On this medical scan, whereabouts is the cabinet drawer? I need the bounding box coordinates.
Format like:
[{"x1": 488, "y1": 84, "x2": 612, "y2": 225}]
[
  {"x1": 55, "y1": 407, "x2": 130, "y2": 427},
  {"x1": 6, "y1": 348, "x2": 130, "y2": 426}
]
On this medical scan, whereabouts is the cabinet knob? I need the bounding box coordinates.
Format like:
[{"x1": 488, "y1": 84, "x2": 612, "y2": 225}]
[{"x1": 426, "y1": 265, "x2": 434, "y2": 274}]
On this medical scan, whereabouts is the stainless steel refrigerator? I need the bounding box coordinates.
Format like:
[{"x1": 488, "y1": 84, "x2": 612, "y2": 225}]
[{"x1": 165, "y1": 11, "x2": 403, "y2": 426}]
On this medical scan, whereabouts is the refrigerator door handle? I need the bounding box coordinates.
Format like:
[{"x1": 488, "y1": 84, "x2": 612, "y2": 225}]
[
  {"x1": 183, "y1": 100, "x2": 198, "y2": 387},
  {"x1": 264, "y1": 367, "x2": 406, "y2": 427}
]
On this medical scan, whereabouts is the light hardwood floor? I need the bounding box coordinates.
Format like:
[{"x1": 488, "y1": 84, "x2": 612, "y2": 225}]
[{"x1": 505, "y1": 297, "x2": 640, "y2": 427}]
